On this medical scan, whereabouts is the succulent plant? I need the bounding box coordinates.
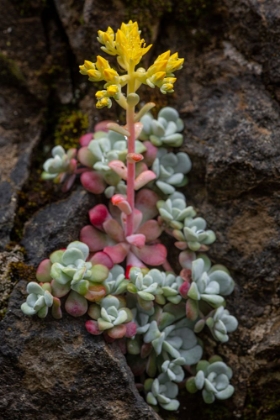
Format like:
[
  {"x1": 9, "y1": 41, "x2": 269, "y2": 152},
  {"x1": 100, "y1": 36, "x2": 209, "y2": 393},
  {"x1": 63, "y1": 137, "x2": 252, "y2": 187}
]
[
  {"x1": 145, "y1": 373, "x2": 180, "y2": 411},
  {"x1": 206, "y1": 307, "x2": 238, "y2": 342},
  {"x1": 173, "y1": 216, "x2": 216, "y2": 252},
  {"x1": 147, "y1": 269, "x2": 185, "y2": 305},
  {"x1": 187, "y1": 256, "x2": 235, "y2": 308},
  {"x1": 23, "y1": 19, "x2": 238, "y2": 413},
  {"x1": 140, "y1": 107, "x2": 184, "y2": 147},
  {"x1": 157, "y1": 192, "x2": 196, "y2": 229},
  {"x1": 42, "y1": 146, "x2": 77, "y2": 180},
  {"x1": 144, "y1": 320, "x2": 203, "y2": 365},
  {"x1": 103, "y1": 265, "x2": 128, "y2": 295},
  {"x1": 50, "y1": 241, "x2": 109, "y2": 297},
  {"x1": 80, "y1": 201, "x2": 166, "y2": 269},
  {"x1": 152, "y1": 148, "x2": 192, "y2": 195},
  {"x1": 79, "y1": 130, "x2": 146, "y2": 196},
  {"x1": 161, "y1": 357, "x2": 186, "y2": 382},
  {"x1": 21, "y1": 282, "x2": 53, "y2": 318},
  {"x1": 86, "y1": 295, "x2": 136, "y2": 339},
  {"x1": 186, "y1": 360, "x2": 234, "y2": 403},
  {"x1": 128, "y1": 268, "x2": 163, "y2": 302}
]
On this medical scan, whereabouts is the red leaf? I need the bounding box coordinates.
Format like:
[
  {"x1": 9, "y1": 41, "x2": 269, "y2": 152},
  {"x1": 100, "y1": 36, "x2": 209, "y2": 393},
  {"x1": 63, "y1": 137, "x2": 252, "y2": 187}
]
[{"x1": 133, "y1": 243, "x2": 167, "y2": 266}]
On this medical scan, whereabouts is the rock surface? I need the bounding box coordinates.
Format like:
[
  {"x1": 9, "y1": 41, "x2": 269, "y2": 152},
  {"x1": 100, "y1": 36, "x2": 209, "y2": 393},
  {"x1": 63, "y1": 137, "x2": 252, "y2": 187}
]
[{"x1": 1, "y1": 0, "x2": 280, "y2": 419}]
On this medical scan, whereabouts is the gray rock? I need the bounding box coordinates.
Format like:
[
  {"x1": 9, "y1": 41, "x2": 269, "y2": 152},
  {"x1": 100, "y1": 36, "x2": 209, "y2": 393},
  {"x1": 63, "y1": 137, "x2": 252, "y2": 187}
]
[
  {"x1": 0, "y1": 280, "x2": 160, "y2": 420},
  {"x1": 21, "y1": 187, "x2": 96, "y2": 266}
]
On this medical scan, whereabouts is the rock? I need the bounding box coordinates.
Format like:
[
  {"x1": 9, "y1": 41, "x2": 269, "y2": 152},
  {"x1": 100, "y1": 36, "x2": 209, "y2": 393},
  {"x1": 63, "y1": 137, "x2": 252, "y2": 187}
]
[
  {"x1": 0, "y1": 280, "x2": 160, "y2": 420},
  {"x1": 21, "y1": 187, "x2": 96, "y2": 267}
]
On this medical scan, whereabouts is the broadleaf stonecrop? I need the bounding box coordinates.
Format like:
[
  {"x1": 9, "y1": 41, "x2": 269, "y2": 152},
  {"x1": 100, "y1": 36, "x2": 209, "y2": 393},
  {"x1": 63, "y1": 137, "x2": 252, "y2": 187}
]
[{"x1": 21, "y1": 21, "x2": 237, "y2": 412}]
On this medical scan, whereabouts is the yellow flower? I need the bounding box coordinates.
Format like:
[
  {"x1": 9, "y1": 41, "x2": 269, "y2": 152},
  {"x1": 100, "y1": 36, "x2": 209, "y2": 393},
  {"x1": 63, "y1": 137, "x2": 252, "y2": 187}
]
[
  {"x1": 96, "y1": 56, "x2": 111, "y2": 72},
  {"x1": 95, "y1": 91, "x2": 112, "y2": 108},
  {"x1": 97, "y1": 27, "x2": 116, "y2": 56},
  {"x1": 96, "y1": 97, "x2": 112, "y2": 109},
  {"x1": 95, "y1": 90, "x2": 107, "y2": 99},
  {"x1": 87, "y1": 68, "x2": 102, "y2": 82},
  {"x1": 106, "y1": 84, "x2": 119, "y2": 97},
  {"x1": 79, "y1": 60, "x2": 96, "y2": 75},
  {"x1": 160, "y1": 83, "x2": 174, "y2": 94},
  {"x1": 166, "y1": 52, "x2": 184, "y2": 73},
  {"x1": 115, "y1": 20, "x2": 152, "y2": 69},
  {"x1": 103, "y1": 68, "x2": 119, "y2": 82}
]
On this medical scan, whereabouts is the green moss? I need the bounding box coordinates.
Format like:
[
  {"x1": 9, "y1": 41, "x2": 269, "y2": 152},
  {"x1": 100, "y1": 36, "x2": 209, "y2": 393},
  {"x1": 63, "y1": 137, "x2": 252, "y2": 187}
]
[
  {"x1": 8, "y1": 261, "x2": 36, "y2": 283},
  {"x1": 0, "y1": 257, "x2": 36, "y2": 321},
  {"x1": 54, "y1": 109, "x2": 89, "y2": 149}
]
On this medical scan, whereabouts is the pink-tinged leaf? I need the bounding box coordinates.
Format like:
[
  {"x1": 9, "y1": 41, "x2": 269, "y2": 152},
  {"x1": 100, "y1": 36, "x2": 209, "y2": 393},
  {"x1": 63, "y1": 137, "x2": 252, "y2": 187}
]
[
  {"x1": 80, "y1": 171, "x2": 106, "y2": 194},
  {"x1": 179, "y1": 281, "x2": 191, "y2": 299},
  {"x1": 143, "y1": 141, "x2": 158, "y2": 167},
  {"x1": 125, "y1": 321, "x2": 137, "y2": 338},
  {"x1": 134, "y1": 122, "x2": 144, "y2": 139},
  {"x1": 179, "y1": 250, "x2": 196, "y2": 269},
  {"x1": 85, "y1": 320, "x2": 102, "y2": 335},
  {"x1": 133, "y1": 243, "x2": 167, "y2": 266},
  {"x1": 89, "y1": 204, "x2": 111, "y2": 229},
  {"x1": 65, "y1": 291, "x2": 88, "y2": 317},
  {"x1": 51, "y1": 279, "x2": 71, "y2": 297},
  {"x1": 180, "y1": 268, "x2": 192, "y2": 283},
  {"x1": 175, "y1": 241, "x2": 188, "y2": 250},
  {"x1": 78, "y1": 147, "x2": 96, "y2": 167},
  {"x1": 79, "y1": 132, "x2": 94, "y2": 147},
  {"x1": 52, "y1": 297, "x2": 62, "y2": 319},
  {"x1": 89, "y1": 252, "x2": 114, "y2": 269},
  {"x1": 121, "y1": 208, "x2": 143, "y2": 233},
  {"x1": 127, "y1": 153, "x2": 144, "y2": 163},
  {"x1": 94, "y1": 120, "x2": 115, "y2": 133},
  {"x1": 111, "y1": 194, "x2": 132, "y2": 215},
  {"x1": 36, "y1": 259, "x2": 52, "y2": 283},
  {"x1": 186, "y1": 298, "x2": 199, "y2": 321},
  {"x1": 135, "y1": 161, "x2": 148, "y2": 177},
  {"x1": 62, "y1": 174, "x2": 76, "y2": 192},
  {"x1": 103, "y1": 243, "x2": 130, "y2": 264},
  {"x1": 84, "y1": 284, "x2": 107, "y2": 302},
  {"x1": 80, "y1": 225, "x2": 109, "y2": 252},
  {"x1": 126, "y1": 234, "x2": 146, "y2": 248},
  {"x1": 67, "y1": 148, "x2": 77, "y2": 159},
  {"x1": 108, "y1": 160, "x2": 128, "y2": 179},
  {"x1": 69, "y1": 158, "x2": 77, "y2": 172},
  {"x1": 137, "y1": 220, "x2": 163, "y2": 242},
  {"x1": 107, "y1": 122, "x2": 130, "y2": 137},
  {"x1": 135, "y1": 189, "x2": 160, "y2": 221},
  {"x1": 126, "y1": 252, "x2": 147, "y2": 271},
  {"x1": 103, "y1": 219, "x2": 125, "y2": 242},
  {"x1": 107, "y1": 324, "x2": 127, "y2": 339},
  {"x1": 108, "y1": 201, "x2": 122, "y2": 222}
]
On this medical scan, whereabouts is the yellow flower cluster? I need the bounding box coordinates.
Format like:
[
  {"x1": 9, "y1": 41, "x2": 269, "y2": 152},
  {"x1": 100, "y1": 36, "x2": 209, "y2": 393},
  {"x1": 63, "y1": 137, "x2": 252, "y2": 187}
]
[
  {"x1": 145, "y1": 51, "x2": 184, "y2": 94},
  {"x1": 79, "y1": 56, "x2": 122, "y2": 108},
  {"x1": 79, "y1": 21, "x2": 184, "y2": 108},
  {"x1": 97, "y1": 21, "x2": 152, "y2": 70}
]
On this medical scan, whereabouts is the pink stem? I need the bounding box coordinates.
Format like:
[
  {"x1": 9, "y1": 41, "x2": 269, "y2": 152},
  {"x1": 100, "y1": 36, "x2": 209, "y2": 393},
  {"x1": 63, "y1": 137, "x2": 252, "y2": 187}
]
[{"x1": 126, "y1": 105, "x2": 135, "y2": 237}]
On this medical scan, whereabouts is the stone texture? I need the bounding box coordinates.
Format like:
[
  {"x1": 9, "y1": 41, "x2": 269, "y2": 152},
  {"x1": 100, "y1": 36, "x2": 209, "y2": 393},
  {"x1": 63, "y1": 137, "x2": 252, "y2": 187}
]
[
  {"x1": 1, "y1": 0, "x2": 280, "y2": 419},
  {"x1": 0, "y1": 280, "x2": 160, "y2": 420},
  {"x1": 21, "y1": 187, "x2": 96, "y2": 266}
]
